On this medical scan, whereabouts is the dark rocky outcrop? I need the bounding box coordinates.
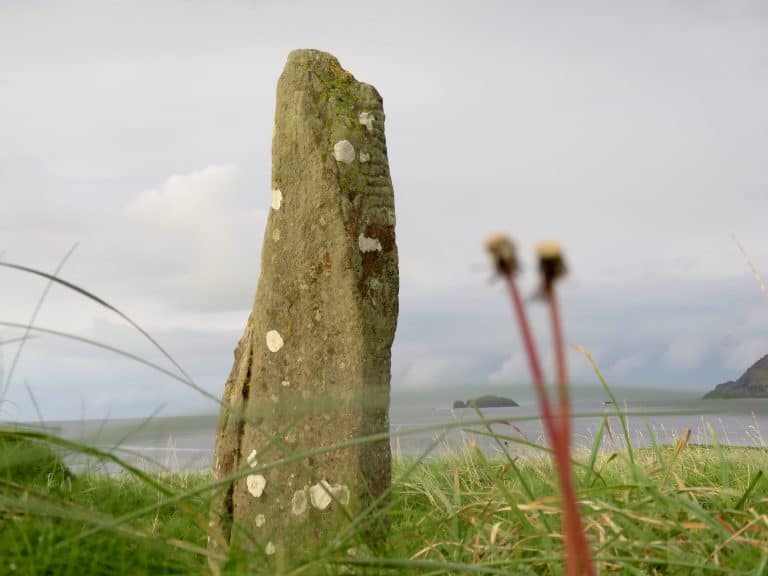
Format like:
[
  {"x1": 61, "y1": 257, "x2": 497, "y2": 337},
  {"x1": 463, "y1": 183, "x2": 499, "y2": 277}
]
[
  {"x1": 453, "y1": 395, "x2": 519, "y2": 409},
  {"x1": 703, "y1": 354, "x2": 768, "y2": 398}
]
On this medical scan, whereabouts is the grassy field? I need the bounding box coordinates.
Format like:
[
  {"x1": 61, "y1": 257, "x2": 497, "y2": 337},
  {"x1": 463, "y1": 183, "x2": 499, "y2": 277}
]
[
  {"x1": 2, "y1": 259, "x2": 767, "y2": 573},
  {"x1": 2, "y1": 425, "x2": 768, "y2": 575}
]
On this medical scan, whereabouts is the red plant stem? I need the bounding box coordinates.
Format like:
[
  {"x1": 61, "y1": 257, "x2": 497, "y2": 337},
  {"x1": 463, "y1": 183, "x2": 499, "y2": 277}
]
[
  {"x1": 502, "y1": 274, "x2": 559, "y2": 450},
  {"x1": 503, "y1": 275, "x2": 581, "y2": 572},
  {"x1": 503, "y1": 270, "x2": 594, "y2": 575},
  {"x1": 548, "y1": 290, "x2": 568, "y2": 416},
  {"x1": 548, "y1": 290, "x2": 595, "y2": 576}
]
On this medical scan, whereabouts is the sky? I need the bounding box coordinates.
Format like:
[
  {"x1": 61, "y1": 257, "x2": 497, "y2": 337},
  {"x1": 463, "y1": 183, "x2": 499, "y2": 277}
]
[{"x1": 1, "y1": 0, "x2": 767, "y2": 421}]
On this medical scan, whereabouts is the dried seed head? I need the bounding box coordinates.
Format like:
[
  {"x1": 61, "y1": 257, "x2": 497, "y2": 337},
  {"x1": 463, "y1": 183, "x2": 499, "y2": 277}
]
[
  {"x1": 484, "y1": 233, "x2": 519, "y2": 275},
  {"x1": 536, "y1": 241, "x2": 567, "y2": 295}
]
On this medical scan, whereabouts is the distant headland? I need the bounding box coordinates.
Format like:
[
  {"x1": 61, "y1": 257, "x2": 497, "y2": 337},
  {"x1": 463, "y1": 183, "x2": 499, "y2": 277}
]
[
  {"x1": 703, "y1": 354, "x2": 768, "y2": 398},
  {"x1": 453, "y1": 395, "x2": 519, "y2": 409}
]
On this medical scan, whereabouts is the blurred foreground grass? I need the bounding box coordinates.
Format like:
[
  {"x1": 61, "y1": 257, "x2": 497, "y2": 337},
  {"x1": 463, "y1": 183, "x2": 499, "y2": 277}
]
[{"x1": 2, "y1": 428, "x2": 768, "y2": 575}]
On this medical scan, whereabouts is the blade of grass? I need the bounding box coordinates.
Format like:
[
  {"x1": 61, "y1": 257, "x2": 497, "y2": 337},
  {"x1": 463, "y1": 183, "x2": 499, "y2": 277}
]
[
  {"x1": 572, "y1": 344, "x2": 636, "y2": 474},
  {"x1": 754, "y1": 551, "x2": 768, "y2": 576},
  {"x1": 583, "y1": 417, "x2": 606, "y2": 488},
  {"x1": 64, "y1": 418, "x2": 532, "y2": 546},
  {"x1": 2, "y1": 428, "x2": 223, "y2": 548},
  {"x1": 735, "y1": 470, "x2": 763, "y2": 510},
  {"x1": 2, "y1": 243, "x2": 78, "y2": 397},
  {"x1": 0, "y1": 260, "x2": 195, "y2": 391},
  {"x1": 0, "y1": 335, "x2": 39, "y2": 347},
  {"x1": 326, "y1": 557, "x2": 515, "y2": 574}
]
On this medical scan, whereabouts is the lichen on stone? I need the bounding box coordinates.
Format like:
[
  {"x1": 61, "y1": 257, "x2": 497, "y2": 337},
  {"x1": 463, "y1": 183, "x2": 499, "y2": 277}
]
[
  {"x1": 332, "y1": 484, "x2": 350, "y2": 505},
  {"x1": 309, "y1": 480, "x2": 333, "y2": 510},
  {"x1": 246, "y1": 474, "x2": 267, "y2": 498},
  {"x1": 271, "y1": 189, "x2": 283, "y2": 210},
  {"x1": 358, "y1": 234, "x2": 382, "y2": 253},
  {"x1": 266, "y1": 330, "x2": 284, "y2": 352},
  {"x1": 291, "y1": 488, "x2": 308, "y2": 515},
  {"x1": 308, "y1": 480, "x2": 350, "y2": 510},
  {"x1": 358, "y1": 111, "x2": 374, "y2": 132},
  {"x1": 255, "y1": 514, "x2": 266, "y2": 527},
  {"x1": 333, "y1": 140, "x2": 355, "y2": 163}
]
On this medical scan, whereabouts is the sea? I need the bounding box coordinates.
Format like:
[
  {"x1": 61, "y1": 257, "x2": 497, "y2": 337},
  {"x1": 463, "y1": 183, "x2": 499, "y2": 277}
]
[{"x1": 14, "y1": 397, "x2": 768, "y2": 474}]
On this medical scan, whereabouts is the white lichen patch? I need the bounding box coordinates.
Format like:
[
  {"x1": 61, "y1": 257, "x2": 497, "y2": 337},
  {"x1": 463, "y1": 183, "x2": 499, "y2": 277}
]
[
  {"x1": 271, "y1": 188, "x2": 282, "y2": 210},
  {"x1": 281, "y1": 380, "x2": 290, "y2": 387},
  {"x1": 333, "y1": 140, "x2": 355, "y2": 164},
  {"x1": 358, "y1": 234, "x2": 382, "y2": 253},
  {"x1": 266, "y1": 330, "x2": 284, "y2": 352},
  {"x1": 246, "y1": 474, "x2": 266, "y2": 498},
  {"x1": 291, "y1": 488, "x2": 308, "y2": 515},
  {"x1": 309, "y1": 481, "x2": 333, "y2": 510},
  {"x1": 332, "y1": 484, "x2": 350, "y2": 505},
  {"x1": 308, "y1": 480, "x2": 350, "y2": 510},
  {"x1": 247, "y1": 450, "x2": 258, "y2": 468},
  {"x1": 359, "y1": 151, "x2": 370, "y2": 163},
  {"x1": 358, "y1": 111, "x2": 374, "y2": 132},
  {"x1": 255, "y1": 514, "x2": 265, "y2": 527},
  {"x1": 265, "y1": 541, "x2": 276, "y2": 556},
  {"x1": 272, "y1": 228, "x2": 281, "y2": 242}
]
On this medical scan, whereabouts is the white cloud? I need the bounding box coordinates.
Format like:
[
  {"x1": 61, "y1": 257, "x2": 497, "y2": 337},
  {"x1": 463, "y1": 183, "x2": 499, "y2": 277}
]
[
  {"x1": 664, "y1": 337, "x2": 711, "y2": 370},
  {"x1": 108, "y1": 164, "x2": 266, "y2": 312},
  {"x1": 488, "y1": 354, "x2": 529, "y2": 385},
  {"x1": 608, "y1": 352, "x2": 648, "y2": 377},
  {"x1": 488, "y1": 345, "x2": 601, "y2": 386},
  {"x1": 0, "y1": 162, "x2": 266, "y2": 326},
  {"x1": 401, "y1": 353, "x2": 464, "y2": 387}
]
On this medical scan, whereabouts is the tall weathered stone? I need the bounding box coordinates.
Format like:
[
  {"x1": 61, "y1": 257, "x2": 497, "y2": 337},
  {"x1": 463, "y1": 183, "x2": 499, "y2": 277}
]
[{"x1": 209, "y1": 49, "x2": 398, "y2": 564}]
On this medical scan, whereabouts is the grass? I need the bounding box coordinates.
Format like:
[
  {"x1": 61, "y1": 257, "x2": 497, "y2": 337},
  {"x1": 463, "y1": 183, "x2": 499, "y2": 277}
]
[
  {"x1": 2, "y1": 426, "x2": 768, "y2": 575},
  {"x1": 2, "y1": 246, "x2": 768, "y2": 574}
]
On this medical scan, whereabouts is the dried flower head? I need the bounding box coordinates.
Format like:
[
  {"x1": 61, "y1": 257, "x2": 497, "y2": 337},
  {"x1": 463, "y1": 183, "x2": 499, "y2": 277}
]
[
  {"x1": 536, "y1": 241, "x2": 567, "y2": 295},
  {"x1": 484, "y1": 233, "x2": 519, "y2": 275}
]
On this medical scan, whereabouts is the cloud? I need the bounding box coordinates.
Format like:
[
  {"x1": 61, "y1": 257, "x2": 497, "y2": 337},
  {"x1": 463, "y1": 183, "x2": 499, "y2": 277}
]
[
  {"x1": 401, "y1": 353, "x2": 468, "y2": 387},
  {"x1": 488, "y1": 345, "x2": 602, "y2": 386},
  {"x1": 664, "y1": 337, "x2": 711, "y2": 370},
  {"x1": 722, "y1": 338, "x2": 768, "y2": 374},
  {"x1": 488, "y1": 354, "x2": 529, "y2": 385},
  {"x1": 608, "y1": 352, "x2": 648, "y2": 377},
  {"x1": 0, "y1": 161, "x2": 267, "y2": 325},
  {"x1": 108, "y1": 164, "x2": 266, "y2": 313},
  {"x1": 2, "y1": 0, "x2": 768, "y2": 421}
]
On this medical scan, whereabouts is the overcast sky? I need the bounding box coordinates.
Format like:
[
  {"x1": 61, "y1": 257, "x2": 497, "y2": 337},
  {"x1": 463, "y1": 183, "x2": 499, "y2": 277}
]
[{"x1": 1, "y1": 0, "x2": 767, "y2": 421}]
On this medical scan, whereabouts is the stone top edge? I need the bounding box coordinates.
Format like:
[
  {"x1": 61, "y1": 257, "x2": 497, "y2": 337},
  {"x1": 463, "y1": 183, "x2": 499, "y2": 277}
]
[
  {"x1": 283, "y1": 48, "x2": 382, "y2": 101},
  {"x1": 286, "y1": 49, "x2": 341, "y2": 67}
]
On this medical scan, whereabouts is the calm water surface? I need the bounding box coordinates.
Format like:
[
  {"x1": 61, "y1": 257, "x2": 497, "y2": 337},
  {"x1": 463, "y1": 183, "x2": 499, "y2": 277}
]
[{"x1": 17, "y1": 398, "x2": 768, "y2": 473}]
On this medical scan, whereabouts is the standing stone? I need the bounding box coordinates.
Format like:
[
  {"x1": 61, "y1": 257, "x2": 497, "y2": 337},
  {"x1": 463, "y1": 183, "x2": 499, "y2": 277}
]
[{"x1": 209, "y1": 49, "x2": 398, "y2": 566}]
